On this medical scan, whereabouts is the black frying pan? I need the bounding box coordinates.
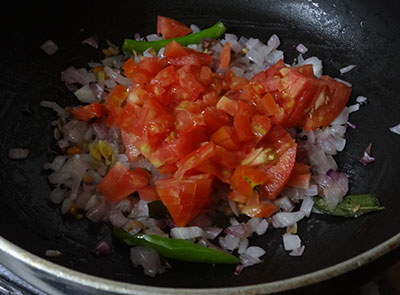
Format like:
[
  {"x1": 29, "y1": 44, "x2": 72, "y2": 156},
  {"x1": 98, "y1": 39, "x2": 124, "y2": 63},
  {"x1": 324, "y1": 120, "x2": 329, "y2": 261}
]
[{"x1": 1, "y1": 0, "x2": 400, "y2": 294}]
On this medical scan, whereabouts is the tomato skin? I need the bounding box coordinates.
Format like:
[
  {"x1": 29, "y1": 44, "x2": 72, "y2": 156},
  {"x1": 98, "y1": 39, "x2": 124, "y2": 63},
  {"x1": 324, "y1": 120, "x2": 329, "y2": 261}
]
[
  {"x1": 138, "y1": 57, "x2": 160, "y2": 75},
  {"x1": 219, "y1": 42, "x2": 231, "y2": 69},
  {"x1": 234, "y1": 111, "x2": 254, "y2": 142},
  {"x1": 210, "y1": 126, "x2": 240, "y2": 151},
  {"x1": 157, "y1": 16, "x2": 192, "y2": 39},
  {"x1": 287, "y1": 163, "x2": 311, "y2": 189},
  {"x1": 98, "y1": 162, "x2": 148, "y2": 202},
  {"x1": 231, "y1": 165, "x2": 269, "y2": 199},
  {"x1": 303, "y1": 76, "x2": 352, "y2": 130},
  {"x1": 156, "y1": 174, "x2": 213, "y2": 227},
  {"x1": 71, "y1": 102, "x2": 106, "y2": 121},
  {"x1": 121, "y1": 130, "x2": 140, "y2": 161},
  {"x1": 257, "y1": 126, "x2": 297, "y2": 200},
  {"x1": 150, "y1": 65, "x2": 177, "y2": 87},
  {"x1": 164, "y1": 40, "x2": 188, "y2": 57},
  {"x1": 174, "y1": 141, "x2": 217, "y2": 179},
  {"x1": 138, "y1": 185, "x2": 160, "y2": 201},
  {"x1": 241, "y1": 202, "x2": 276, "y2": 218}
]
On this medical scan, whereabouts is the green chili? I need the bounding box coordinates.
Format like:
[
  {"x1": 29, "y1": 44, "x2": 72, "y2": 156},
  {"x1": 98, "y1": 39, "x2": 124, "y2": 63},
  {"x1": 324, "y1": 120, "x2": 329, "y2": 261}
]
[
  {"x1": 123, "y1": 21, "x2": 227, "y2": 54},
  {"x1": 313, "y1": 194, "x2": 384, "y2": 218},
  {"x1": 113, "y1": 227, "x2": 239, "y2": 264}
]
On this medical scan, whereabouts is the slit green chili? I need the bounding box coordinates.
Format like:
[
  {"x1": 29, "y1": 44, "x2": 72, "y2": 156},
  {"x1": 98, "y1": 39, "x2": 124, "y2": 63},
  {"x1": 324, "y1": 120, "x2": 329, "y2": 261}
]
[
  {"x1": 123, "y1": 21, "x2": 227, "y2": 54},
  {"x1": 113, "y1": 227, "x2": 239, "y2": 264}
]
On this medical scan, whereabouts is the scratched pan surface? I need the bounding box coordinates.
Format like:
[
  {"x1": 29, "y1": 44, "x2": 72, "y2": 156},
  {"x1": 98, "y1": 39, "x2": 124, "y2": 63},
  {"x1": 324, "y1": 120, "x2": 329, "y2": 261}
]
[{"x1": 0, "y1": 0, "x2": 400, "y2": 294}]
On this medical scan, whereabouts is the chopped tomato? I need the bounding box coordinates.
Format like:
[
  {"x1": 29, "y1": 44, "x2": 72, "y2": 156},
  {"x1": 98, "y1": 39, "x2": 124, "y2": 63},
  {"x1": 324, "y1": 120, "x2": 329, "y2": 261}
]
[
  {"x1": 202, "y1": 106, "x2": 231, "y2": 132},
  {"x1": 164, "y1": 40, "x2": 188, "y2": 57},
  {"x1": 122, "y1": 58, "x2": 137, "y2": 75},
  {"x1": 231, "y1": 165, "x2": 269, "y2": 199},
  {"x1": 157, "y1": 16, "x2": 192, "y2": 39},
  {"x1": 121, "y1": 130, "x2": 140, "y2": 161},
  {"x1": 174, "y1": 141, "x2": 217, "y2": 179},
  {"x1": 257, "y1": 126, "x2": 297, "y2": 200},
  {"x1": 241, "y1": 202, "x2": 276, "y2": 218},
  {"x1": 303, "y1": 76, "x2": 351, "y2": 130},
  {"x1": 251, "y1": 115, "x2": 272, "y2": 142},
  {"x1": 71, "y1": 102, "x2": 106, "y2": 121},
  {"x1": 234, "y1": 111, "x2": 254, "y2": 142},
  {"x1": 104, "y1": 85, "x2": 128, "y2": 127},
  {"x1": 156, "y1": 174, "x2": 213, "y2": 227},
  {"x1": 210, "y1": 126, "x2": 240, "y2": 151},
  {"x1": 98, "y1": 162, "x2": 148, "y2": 202},
  {"x1": 137, "y1": 57, "x2": 160, "y2": 75},
  {"x1": 150, "y1": 65, "x2": 177, "y2": 87},
  {"x1": 219, "y1": 42, "x2": 231, "y2": 69},
  {"x1": 211, "y1": 145, "x2": 238, "y2": 169},
  {"x1": 138, "y1": 185, "x2": 160, "y2": 201},
  {"x1": 287, "y1": 162, "x2": 311, "y2": 189}
]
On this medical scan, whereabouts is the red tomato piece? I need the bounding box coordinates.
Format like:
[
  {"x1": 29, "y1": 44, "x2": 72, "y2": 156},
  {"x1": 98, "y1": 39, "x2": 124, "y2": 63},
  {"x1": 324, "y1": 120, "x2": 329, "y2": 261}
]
[
  {"x1": 157, "y1": 16, "x2": 192, "y2": 39},
  {"x1": 216, "y1": 96, "x2": 239, "y2": 117},
  {"x1": 202, "y1": 106, "x2": 231, "y2": 132},
  {"x1": 251, "y1": 59, "x2": 286, "y2": 92},
  {"x1": 234, "y1": 111, "x2": 254, "y2": 142},
  {"x1": 259, "y1": 92, "x2": 279, "y2": 116},
  {"x1": 98, "y1": 162, "x2": 148, "y2": 202},
  {"x1": 211, "y1": 145, "x2": 238, "y2": 169},
  {"x1": 193, "y1": 159, "x2": 232, "y2": 184},
  {"x1": 210, "y1": 126, "x2": 240, "y2": 151},
  {"x1": 150, "y1": 65, "x2": 177, "y2": 88},
  {"x1": 257, "y1": 126, "x2": 297, "y2": 200},
  {"x1": 104, "y1": 85, "x2": 128, "y2": 127},
  {"x1": 251, "y1": 114, "x2": 272, "y2": 142},
  {"x1": 219, "y1": 42, "x2": 231, "y2": 69},
  {"x1": 121, "y1": 130, "x2": 140, "y2": 161},
  {"x1": 122, "y1": 58, "x2": 137, "y2": 75},
  {"x1": 164, "y1": 40, "x2": 188, "y2": 57},
  {"x1": 175, "y1": 109, "x2": 205, "y2": 135},
  {"x1": 71, "y1": 102, "x2": 106, "y2": 121},
  {"x1": 156, "y1": 174, "x2": 213, "y2": 227},
  {"x1": 138, "y1": 57, "x2": 160, "y2": 75},
  {"x1": 286, "y1": 163, "x2": 311, "y2": 189},
  {"x1": 138, "y1": 185, "x2": 160, "y2": 201},
  {"x1": 241, "y1": 202, "x2": 276, "y2": 218},
  {"x1": 174, "y1": 141, "x2": 217, "y2": 179},
  {"x1": 231, "y1": 165, "x2": 269, "y2": 199},
  {"x1": 303, "y1": 76, "x2": 351, "y2": 130}
]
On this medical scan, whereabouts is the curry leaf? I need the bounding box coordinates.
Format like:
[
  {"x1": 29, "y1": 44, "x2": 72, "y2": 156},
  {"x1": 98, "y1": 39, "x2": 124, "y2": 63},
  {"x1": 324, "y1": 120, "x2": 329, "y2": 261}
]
[{"x1": 313, "y1": 194, "x2": 384, "y2": 218}]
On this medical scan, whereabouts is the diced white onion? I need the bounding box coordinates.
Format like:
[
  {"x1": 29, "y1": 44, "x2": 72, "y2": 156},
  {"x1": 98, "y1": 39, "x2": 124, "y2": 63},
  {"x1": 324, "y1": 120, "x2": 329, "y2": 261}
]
[
  {"x1": 170, "y1": 226, "x2": 205, "y2": 240},
  {"x1": 272, "y1": 211, "x2": 305, "y2": 228},
  {"x1": 74, "y1": 85, "x2": 97, "y2": 103},
  {"x1": 283, "y1": 233, "x2": 301, "y2": 251},
  {"x1": 300, "y1": 197, "x2": 314, "y2": 217},
  {"x1": 390, "y1": 123, "x2": 400, "y2": 135},
  {"x1": 340, "y1": 64, "x2": 356, "y2": 74},
  {"x1": 289, "y1": 245, "x2": 305, "y2": 256},
  {"x1": 245, "y1": 246, "x2": 266, "y2": 258},
  {"x1": 255, "y1": 219, "x2": 269, "y2": 235}
]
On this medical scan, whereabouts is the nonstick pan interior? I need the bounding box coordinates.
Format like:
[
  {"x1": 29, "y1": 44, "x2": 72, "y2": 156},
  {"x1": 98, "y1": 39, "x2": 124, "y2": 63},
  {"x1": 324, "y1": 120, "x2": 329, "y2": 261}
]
[{"x1": 1, "y1": 0, "x2": 400, "y2": 290}]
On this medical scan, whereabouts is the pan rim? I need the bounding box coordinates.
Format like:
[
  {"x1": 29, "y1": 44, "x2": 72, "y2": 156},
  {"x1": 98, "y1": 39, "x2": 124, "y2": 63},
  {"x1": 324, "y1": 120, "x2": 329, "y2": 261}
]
[{"x1": 0, "y1": 232, "x2": 399, "y2": 294}]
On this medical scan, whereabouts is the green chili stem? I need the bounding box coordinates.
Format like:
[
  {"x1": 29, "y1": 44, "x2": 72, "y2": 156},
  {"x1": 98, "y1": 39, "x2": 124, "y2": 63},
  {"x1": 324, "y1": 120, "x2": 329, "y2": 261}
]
[
  {"x1": 123, "y1": 21, "x2": 227, "y2": 54},
  {"x1": 113, "y1": 227, "x2": 239, "y2": 264}
]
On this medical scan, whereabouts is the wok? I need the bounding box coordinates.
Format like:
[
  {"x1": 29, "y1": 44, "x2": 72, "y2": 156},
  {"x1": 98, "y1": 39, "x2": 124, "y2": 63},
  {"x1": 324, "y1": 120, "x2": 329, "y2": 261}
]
[{"x1": 0, "y1": 0, "x2": 400, "y2": 294}]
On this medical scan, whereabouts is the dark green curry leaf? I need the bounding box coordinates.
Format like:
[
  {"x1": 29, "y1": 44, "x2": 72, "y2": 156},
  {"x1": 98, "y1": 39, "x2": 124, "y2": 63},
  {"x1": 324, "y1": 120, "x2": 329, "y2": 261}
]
[{"x1": 313, "y1": 194, "x2": 384, "y2": 218}]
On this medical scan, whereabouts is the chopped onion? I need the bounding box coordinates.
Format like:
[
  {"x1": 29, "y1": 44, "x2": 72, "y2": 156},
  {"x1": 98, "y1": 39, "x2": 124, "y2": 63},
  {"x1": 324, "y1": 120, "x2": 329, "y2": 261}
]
[
  {"x1": 228, "y1": 199, "x2": 240, "y2": 216},
  {"x1": 245, "y1": 246, "x2": 266, "y2": 258},
  {"x1": 389, "y1": 123, "x2": 400, "y2": 135},
  {"x1": 146, "y1": 34, "x2": 163, "y2": 41},
  {"x1": 272, "y1": 211, "x2": 305, "y2": 228},
  {"x1": 274, "y1": 196, "x2": 294, "y2": 212},
  {"x1": 40, "y1": 100, "x2": 68, "y2": 118},
  {"x1": 103, "y1": 66, "x2": 132, "y2": 87},
  {"x1": 283, "y1": 233, "x2": 301, "y2": 251},
  {"x1": 93, "y1": 240, "x2": 111, "y2": 256},
  {"x1": 74, "y1": 84, "x2": 97, "y2": 103},
  {"x1": 225, "y1": 224, "x2": 246, "y2": 238},
  {"x1": 224, "y1": 234, "x2": 240, "y2": 251},
  {"x1": 331, "y1": 107, "x2": 350, "y2": 125},
  {"x1": 340, "y1": 64, "x2": 356, "y2": 74},
  {"x1": 234, "y1": 264, "x2": 244, "y2": 276},
  {"x1": 348, "y1": 103, "x2": 360, "y2": 113},
  {"x1": 302, "y1": 56, "x2": 322, "y2": 78},
  {"x1": 130, "y1": 200, "x2": 149, "y2": 218},
  {"x1": 130, "y1": 246, "x2": 166, "y2": 277},
  {"x1": 204, "y1": 227, "x2": 223, "y2": 240},
  {"x1": 50, "y1": 186, "x2": 66, "y2": 204},
  {"x1": 267, "y1": 34, "x2": 280, "y2": 49},
  {"x1": 238, "y1": 238, "x2": 249, "y2": 254},
  {"x1": 289, "y1": 245, "x2": 305, "y2": 256},
  {"x1": 255, "y1": 219, "x2": 269, "y2": 235},
  {"x1": 356, "y1": 96, "x2": 367, "y2": 105},
  {"x1": 334, "y1": 77, "x2": 352, "y2": 87},
  {"x1": 300, "y1": 197, "x2": 314, "y2": 217},
  {"x1": 109, "y1": 210, "x2": 128, "y2": 227},
  {"x1": 296, "y1": 43, "x2": 308, "y2": 54},
  {"x1": 315, "y1": 170, "x2": 348, "y2": 211},
  {"x1": 359, "y1": 143, "x2": 375, "y2": 166},
  {"x1": 40, "y1": 40, "x2": 58, "y2": 55},
  {"x1": 190, "y1": 24, "x2": 201, "y2": 33},
  {"x1": 8, "y1": 148, "x2": 29, "y2": 159},
  {"x1": 239, "y1": 253, "x2": 262, "y2": 267},
  {"x1": 245, "y1": 218, "x2": 261, "y2": 235},
  {"x1": 82, "y1": 35, "x2": 99, "y2": 49},
  {"x1": 170, "y1": 226, "x2": 205, "y2": 240}
]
